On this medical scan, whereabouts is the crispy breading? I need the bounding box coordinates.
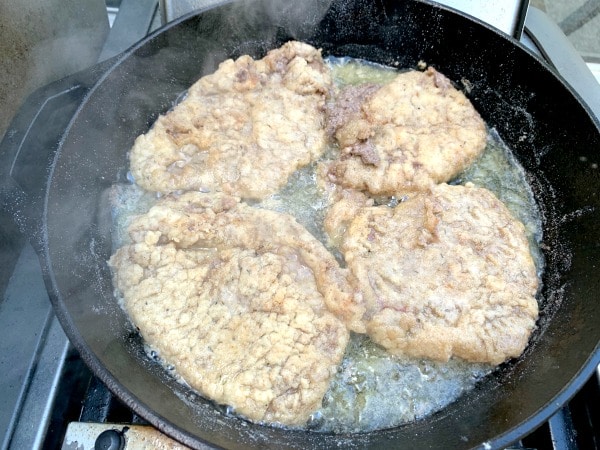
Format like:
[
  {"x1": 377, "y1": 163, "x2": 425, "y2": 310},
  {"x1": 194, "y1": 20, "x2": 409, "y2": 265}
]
[
  {"x1": 340, "y1": 183, "x2": 539, "y2": 365},
  {"x1": 130, "y1": 41, "x2": 332, "y2": 199},
  {"x1": 325, "y1": 67, "x2": 487, "y2": 195},
  {"x1": 109, "y1": 192, "x2": 359, "y2": 425}
]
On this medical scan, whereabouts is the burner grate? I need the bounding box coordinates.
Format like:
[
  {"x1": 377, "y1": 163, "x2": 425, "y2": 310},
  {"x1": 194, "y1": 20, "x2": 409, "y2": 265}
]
[{"x1": 45, "y1": 354, "x2": 600, "y2": 450}]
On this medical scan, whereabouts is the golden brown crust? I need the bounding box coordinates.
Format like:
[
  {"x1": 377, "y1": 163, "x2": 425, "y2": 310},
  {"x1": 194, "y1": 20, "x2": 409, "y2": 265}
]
[
  {"x1": 109, "y1": 192, "x2": 358, "y2": 425},
  {"x1": 340, "y1": 183, "x2": 539, "y2": 365},
  {"x1": 325, "y1": 67, "x2": 487, "y2": 196},
  {"x1": 130, "y1": 41, "x2": 332, "y2": 199}
]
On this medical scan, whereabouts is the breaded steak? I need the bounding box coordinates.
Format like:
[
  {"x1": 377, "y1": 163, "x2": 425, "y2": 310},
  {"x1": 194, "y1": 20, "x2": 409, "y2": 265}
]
[
  {"x1": 109, "y1": 192, "x2": 358, "y2": 425},
  {"x1": 340, "y1": 183, "x2": 539, "y2": 365},
  {"x1": 129, "y1": 41, "x2": 332, "y2": 199},
  {"x1": 325, "y1": 67, "x2": 487, "y2": 195}
]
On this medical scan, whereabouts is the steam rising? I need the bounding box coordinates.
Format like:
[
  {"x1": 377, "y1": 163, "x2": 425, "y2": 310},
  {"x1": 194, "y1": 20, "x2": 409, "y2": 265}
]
[{"x1": 203, "y1": 0, "x2": 335, "y2": 53}]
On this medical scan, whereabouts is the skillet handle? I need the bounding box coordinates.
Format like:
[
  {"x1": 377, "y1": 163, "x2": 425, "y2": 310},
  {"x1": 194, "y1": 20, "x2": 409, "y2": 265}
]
[
  {"x1": 524, "y1": 7, "x2": 600, "y2": 123},
  {"x1": 0, "y1": 57, "x2": 117, "y2": 251}
]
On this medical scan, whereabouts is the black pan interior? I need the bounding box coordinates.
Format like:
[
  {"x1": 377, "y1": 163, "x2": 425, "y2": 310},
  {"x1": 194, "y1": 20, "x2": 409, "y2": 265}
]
[{"x1": 42, "y1": 0, "x2": 600, "y2": 448}]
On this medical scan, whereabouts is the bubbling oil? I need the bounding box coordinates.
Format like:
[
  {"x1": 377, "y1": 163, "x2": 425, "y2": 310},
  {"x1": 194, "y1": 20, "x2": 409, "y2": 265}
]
[
  {"x1": 110, "y1": 56, "x2": 543, "y2": 433},
  {"x1": 311, "y1": 335, "x2": 491, "y2": 432}
]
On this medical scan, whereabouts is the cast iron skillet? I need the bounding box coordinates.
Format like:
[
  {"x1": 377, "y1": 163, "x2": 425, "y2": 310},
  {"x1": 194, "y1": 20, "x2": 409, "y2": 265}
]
[{"x1": 3, "y1": 0, "x2": 600, "y2": 448}]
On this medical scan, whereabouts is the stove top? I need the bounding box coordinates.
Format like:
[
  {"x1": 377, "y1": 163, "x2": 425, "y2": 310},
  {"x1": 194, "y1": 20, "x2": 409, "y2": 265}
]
[{"x1": 0, "y1": 1, "x2": 599, "y2": 449}]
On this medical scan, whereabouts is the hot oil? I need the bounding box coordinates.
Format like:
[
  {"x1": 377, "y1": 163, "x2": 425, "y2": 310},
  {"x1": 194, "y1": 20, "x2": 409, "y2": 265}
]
[
  {"x1": 328, "y1": 57, "x2": 400, "y2": 85},
  {"x1": 110, "y1": 181, "x2": 157, "y2": 249},
  {"x1": 311, "y1": 335, "x2": 491, "y2": 432},
  {"x1": 258, "y1": 163, "x2": 330, "y2": 249},
  {"x1": 110, "y1": 57, "x2": 543, "y2": 434}
]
